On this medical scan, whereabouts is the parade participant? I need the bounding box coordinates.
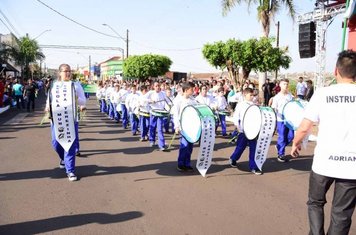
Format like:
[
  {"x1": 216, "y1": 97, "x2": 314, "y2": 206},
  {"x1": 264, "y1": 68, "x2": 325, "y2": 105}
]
[
  {"x1": 147, "y1": 81, "x2": 168, "y2": 151},
  {"x1": 195, "y1": 84, "x2": 215, "y2": 107},
  {"x1": 296, "y1": 77, "x2": 307, "y2": 100},
  {"x1": 111, "y1": 83, "x2": 121, "y2": 123},
  {"x1": 229, "y1": 88, "x2": 262, "y2": 175},
  {"x1": 117, "y1": 83, "x2": 130, "y2": 129},
  {"x1": 12, "y1": 79, "x2": 25, "y2": 110},
  {"x1": 96, "y1": 82, "x2": 107, "y2": 113},
  {"x1": 171, "y1": 82, "x2": 197, "y2": 172},
  {"x1": 163, "y1": 88, "x2": 174, "y2": 133},
  {"x1": 214, "y1": 87, "x2": 228, "y2": 136},
  {"x1": 46, "y1": 64, "x2": 86, "y2": 181},
  {"x1": 271, "y1": 79, "x2": 294, "y2": 162},
  {"x1": 291, "y1": 50, "x2": 356, "y2": 235},
  {"x1": 125, "y1": 85, "x2": 140, "y2": 135},
  {"x1": 138, "y1": 85, "x2": 150, "y2": 141},
  {"x1": 23, "y1": 78, "x2": 38, "y2": 112},
  {"x1": 106, "y1": 81, "x2": 115, "y2": 119}
]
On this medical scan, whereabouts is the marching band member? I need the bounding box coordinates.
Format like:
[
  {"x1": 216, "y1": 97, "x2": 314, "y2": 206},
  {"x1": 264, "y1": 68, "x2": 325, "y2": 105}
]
[
  {"x1": 46, "y1": 64, "x2": 86, "y2": 181},
  {"x1": 138, "y1": 85, "x2": 150, "y2": 141},
  {"x1": 195, "y1": 84, "x2": 215, "y2": 107},
  {"x1": 172, "y1": 82, "x2": 197, "y2": 172},
  {"x1": 163, "y1": 88, "x2": 174, "y2": 133},
  {"x1": 106, "y1": 81, "x2": 116, "y2": 120},
  {"x1": 214, "y1": 87, "x2": 228, "y2": 136},
  {"x1": 147, "y1": 81, "x2": 168, "y2": 151},
  {"x1": 125, "y1": 85, "x2": 140, "y2": 135},
  {"x1": 111, "y1": 83, "x2": 121, "y2": 123},
  {"x1": 96, "y1": 82, "x2": 107, "y2": 113},
  {"x1": 229, "y1": 88, "x2": 262, "y2": 175},
  {"x1": 271, "y1": 78, "x2": 294, "y2": 162},
  {"x1": 105, "y1": 81, "x2": 114, "y2": 117},
  {"x1": 117, "y1": 83, "x2": 130, "y2": 129}
]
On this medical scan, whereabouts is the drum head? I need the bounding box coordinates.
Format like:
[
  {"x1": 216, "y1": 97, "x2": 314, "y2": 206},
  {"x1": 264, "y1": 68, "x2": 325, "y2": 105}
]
[
  {"x1": 282, "y1": 100, "x2": 306, "y2": 130},
  {"x1": 180, "y1": 105, "x2": 202, "y2": 143},
  {"x1": 243, "y1": 105, "x2": 262, "y2": 140}
]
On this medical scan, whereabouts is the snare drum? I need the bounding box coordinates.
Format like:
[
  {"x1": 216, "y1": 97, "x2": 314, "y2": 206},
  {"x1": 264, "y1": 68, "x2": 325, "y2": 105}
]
[
  {"x1": 243, "y1": 105, "x2": 276, "y2": 140},
  {"x1": 282, "y1": 100, "x2": 308, "y2": 130},
  {"x1": 217, "y1": 109, "x2": 231, "y2": 116},
  {"x1": 150, "y1": 109, "x2": 170, "y2": 117},
  {"x1": 180, "y1": 104, "x2": 215, "y2": 143},
  {"x1": 139, "y1": 109, "x2": 150, "y2": 117}
]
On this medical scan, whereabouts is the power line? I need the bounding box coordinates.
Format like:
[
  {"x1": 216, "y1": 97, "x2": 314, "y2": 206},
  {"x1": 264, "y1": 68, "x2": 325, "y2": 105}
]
[
  {"x1": 0, "y1": 9, "x2": 20, "y2": 36},
  {"x1": 0, "y1": 17, "x2": 13, "y2": 34},
  {"x1": 35, "y1": 0, "x2": 121, "y2": 40},
  {"x1": 131, "y1": 39, "x2": 202, "y2": 52}
]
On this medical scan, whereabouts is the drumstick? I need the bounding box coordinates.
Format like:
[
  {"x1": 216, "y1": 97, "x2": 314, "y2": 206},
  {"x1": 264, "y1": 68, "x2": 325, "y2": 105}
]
[{"x1": 168, "y1": 132, "x2": 177, "y2": 149}]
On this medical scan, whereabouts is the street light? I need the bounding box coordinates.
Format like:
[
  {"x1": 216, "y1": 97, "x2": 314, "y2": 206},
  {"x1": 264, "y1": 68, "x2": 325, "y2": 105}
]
[
  {"x1": 102, "y1": 23, "x2": 128, "y2": 59},
  {"x1": 34, "y1": 29, "x2": 52, "y2": 40}
]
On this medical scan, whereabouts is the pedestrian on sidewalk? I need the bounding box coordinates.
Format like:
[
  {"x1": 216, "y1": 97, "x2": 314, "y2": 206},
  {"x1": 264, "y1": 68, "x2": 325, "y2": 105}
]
[
  {"x1": 12, "y1": 79, "x2": 25, "y2": 110},
  {"x1": 291, "y1": 50, "x2": 356, "y2": 235}
]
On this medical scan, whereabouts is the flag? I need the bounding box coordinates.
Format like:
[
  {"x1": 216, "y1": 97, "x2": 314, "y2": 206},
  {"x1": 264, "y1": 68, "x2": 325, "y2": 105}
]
[{"x1": 344, "y1": 0, "x2": 356, "y2": 18}]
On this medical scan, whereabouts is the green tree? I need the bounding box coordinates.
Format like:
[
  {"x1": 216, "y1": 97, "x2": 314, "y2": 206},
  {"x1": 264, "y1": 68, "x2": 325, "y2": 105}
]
[
  {"x1": 222, "y1": 0, "x2": 296, "y2": 96},
  {"x1": 0, "y1": 35, "x2": 44, "y2": 79},
  {"x1": 202, "y1": 38, "x2": 291, "y2": 87},
  {"x1": 123, "y1": 54, "x2": 172, "y2": 80}
]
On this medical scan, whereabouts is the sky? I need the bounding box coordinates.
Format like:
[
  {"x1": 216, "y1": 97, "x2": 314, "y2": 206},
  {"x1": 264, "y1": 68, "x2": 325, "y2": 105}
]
[{"x1": 0, "y1": 0, "x2": 348, "y2": 74}]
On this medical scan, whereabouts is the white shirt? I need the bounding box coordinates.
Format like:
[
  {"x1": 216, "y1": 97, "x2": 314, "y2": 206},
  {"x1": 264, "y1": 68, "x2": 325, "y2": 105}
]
[
  {"x1": 117, "y1": 88, "x2": 129, "y2": 104},
  {"x1": 195, "y1": 94, "x2": 215, "y2": 108},
  {"x1": 125, "y1": 92, "x2": 140, "y2": 114},
  {"x1": 214, "y1": 95, "x2": 228, "y2": 110},
  {"x1": 105, "y1": 86, "x2": 114, "y2": 100},
  {"x1": 171, "y1": 96, "x2": 197, "y2": 130},
  {"x1": 304, "y1": 84, "x2": 356, "y2": 179},
  {"x1": 96, "y1": 87, "x2": 106, "y2": 100},
  {"x1": 271, "y1": 92, "x2": 293, "y2": 121},
  {"x1": 147, "y1": 90, "x2": 166, "y2": 110},
  {"x1": 296, "y1": 82, "x2": 307, "y2": 96},
  {"x1": 233, "y1": 101, "x2": 253, "y2": 132},
  {"x1": 138, "y1": 92, "x2": 151, "y2": 112}
]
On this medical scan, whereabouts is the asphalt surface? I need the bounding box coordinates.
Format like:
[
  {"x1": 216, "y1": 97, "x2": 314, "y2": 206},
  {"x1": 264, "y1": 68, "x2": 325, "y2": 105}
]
[{"x1": 0, "y1": 95, "x2": 355, "y2": 235}]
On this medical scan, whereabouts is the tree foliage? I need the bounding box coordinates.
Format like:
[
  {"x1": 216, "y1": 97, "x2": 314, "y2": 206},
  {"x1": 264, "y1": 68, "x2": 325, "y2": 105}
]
[
  {"x1": 123, "y1": 54, "x2": 172, "y2": 80},
  {"x1": 202, "y1": 38, "x2": 291, "y2": 85},
  {"x1": 0, "y1": 35, "x2": 44, "y2": 78}
]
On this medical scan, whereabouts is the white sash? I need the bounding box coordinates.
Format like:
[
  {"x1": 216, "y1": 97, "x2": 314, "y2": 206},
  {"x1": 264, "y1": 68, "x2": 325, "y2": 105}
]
[
  {"x1": 50, "y1": 81, "x2": 76, "y2": 152},
  {"x1": 196, "y1": 116, "x2": 215, "y2": 177}
]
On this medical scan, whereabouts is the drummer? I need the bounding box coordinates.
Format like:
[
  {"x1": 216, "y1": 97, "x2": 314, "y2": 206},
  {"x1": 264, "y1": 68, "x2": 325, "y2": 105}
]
[
  {"x1": 229, "y1": 88, "x2": 262, "y2": 175},
  {"x1": 215, "y1": 87, "x2": 229, "y2": 136},
  {"x1": 125, "y1": 85, "x2": 140, "y2": 135},
  {"x1": 171, "y1": 82, "x2": 197, "y2": 172},
  {"x1": 117, "y1": 83, "x2": 130, "y2": 129},
  {"x1": 147, "y1": 81, "x2": 168, "y2": 151},
  {"x1": 195, "y1": 84, "x2": 215, "y2": 107},
  {"x1": 163, "y1": 88, "x2": 174, "y2": 133},
  {"x1": 271, "y1": 78, "x2": 294, "y2": 162},
  {"x1": 138, "y1": 85, "x2": 150, "y2": 141}
]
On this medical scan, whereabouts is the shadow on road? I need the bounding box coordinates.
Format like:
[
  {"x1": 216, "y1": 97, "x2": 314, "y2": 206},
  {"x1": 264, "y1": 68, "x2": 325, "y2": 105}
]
[{"x1": 0, "y1": 211, "x2": 143, "y2": 235}]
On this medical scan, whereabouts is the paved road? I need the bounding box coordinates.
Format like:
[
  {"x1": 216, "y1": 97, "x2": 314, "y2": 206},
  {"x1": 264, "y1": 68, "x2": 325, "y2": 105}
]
[{"x1": 0, "y1": 96, "x2": 355, "y2": 235}]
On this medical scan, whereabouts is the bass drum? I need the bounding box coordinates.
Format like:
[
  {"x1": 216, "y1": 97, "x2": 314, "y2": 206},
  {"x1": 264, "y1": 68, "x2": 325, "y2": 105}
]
[
  {"x1": 180, "y1": 104, "x2": 215, "y2": 143},
  {"x1": 282, "y1": 100, "x2": 308, "y2": 130},
  {"x1": 243, "y1": 105, "x2": 276, "y2": 140}
]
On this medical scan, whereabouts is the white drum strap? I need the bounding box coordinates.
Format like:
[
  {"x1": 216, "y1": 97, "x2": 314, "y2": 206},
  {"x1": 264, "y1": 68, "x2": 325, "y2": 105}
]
[
  {"x1": 51, "y1": 82, "x2": 76, "y2": 152},
  {"x1": 196, "y1": 116, "x2": 215, "y2": 177},
  {"x1": 254, "y1": 110, "x2": 276, "y2": 171}
]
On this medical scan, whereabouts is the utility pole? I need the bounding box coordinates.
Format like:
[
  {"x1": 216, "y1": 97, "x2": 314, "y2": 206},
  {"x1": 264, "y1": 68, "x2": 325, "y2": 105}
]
[
  {"x1": 89, "y1": 55, "x2": 91, "y2": 81},
  {"x1": 275, "y1": 21, "x2": 280, "y2": 81},
  {"x1": 126, "y1": 29, "x2": 129, "y2": 58}
]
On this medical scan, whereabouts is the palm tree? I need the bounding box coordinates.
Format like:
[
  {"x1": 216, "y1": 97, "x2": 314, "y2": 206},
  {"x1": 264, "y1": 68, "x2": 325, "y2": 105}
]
[
  {"x1": 1, "y1": 35, "x2": 45, "y2": 79},
  {"x1": 222, "y1": 0, "x2": 296, "y2": 37}
]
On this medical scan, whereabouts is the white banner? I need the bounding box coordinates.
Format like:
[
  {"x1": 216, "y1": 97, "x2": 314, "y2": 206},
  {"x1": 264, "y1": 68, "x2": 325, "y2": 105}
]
[
  {"x1": 51, "y1": 81, "x2": 76, "y2": 152},
  {"x1": 196, "y1": 116, "x2": 215, "y2": 177},
  {"x1": 254, "y1": 107, "x2": 276, "y2": 171}
]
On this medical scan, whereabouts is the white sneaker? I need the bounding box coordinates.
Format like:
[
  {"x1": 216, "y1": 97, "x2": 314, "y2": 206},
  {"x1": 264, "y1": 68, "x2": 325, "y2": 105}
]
[
  {"x1": 67, "y1": 172, "x2": 77, "y2": 181},
  {"x1": 59, "y1": 160, "x2": 65, "y2": 169}
]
